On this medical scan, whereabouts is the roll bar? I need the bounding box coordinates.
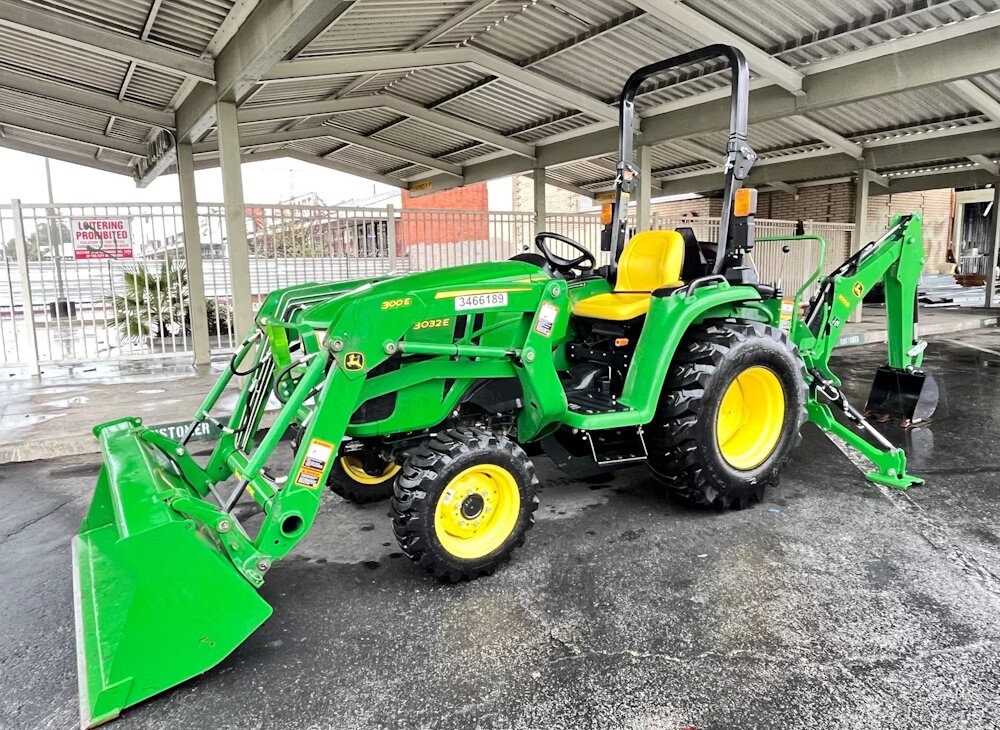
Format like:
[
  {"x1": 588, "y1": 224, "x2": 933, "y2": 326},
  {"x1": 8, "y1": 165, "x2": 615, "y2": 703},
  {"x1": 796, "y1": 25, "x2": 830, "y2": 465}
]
[{"x1": 607, "y1": 44, "x2": 756, "y2": 277}]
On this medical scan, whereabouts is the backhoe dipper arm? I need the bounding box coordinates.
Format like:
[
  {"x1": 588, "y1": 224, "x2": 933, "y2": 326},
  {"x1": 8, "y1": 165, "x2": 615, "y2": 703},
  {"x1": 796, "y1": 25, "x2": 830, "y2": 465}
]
[
  {"x1": 798, "y1": 213, "x2": 926, "y2": 382},
  {"x1": 792, "y1": 213, "x2": 930, "y2": 490}
]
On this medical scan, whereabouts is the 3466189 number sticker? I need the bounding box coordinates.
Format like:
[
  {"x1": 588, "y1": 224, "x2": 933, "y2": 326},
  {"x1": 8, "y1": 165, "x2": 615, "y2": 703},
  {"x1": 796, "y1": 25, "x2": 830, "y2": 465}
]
[{"x1": 455, "y1": 292, "x2": 508, "y2": 311}]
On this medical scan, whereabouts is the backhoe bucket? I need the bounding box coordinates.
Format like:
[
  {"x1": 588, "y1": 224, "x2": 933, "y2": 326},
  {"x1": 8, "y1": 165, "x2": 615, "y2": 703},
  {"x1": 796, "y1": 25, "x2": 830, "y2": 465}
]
[
  {"x1": 73, "y1": 419, "x2": 272, "y2": 728},
  {"x1": 864, "y1": 366, "x2": 939, "y2": 426}
]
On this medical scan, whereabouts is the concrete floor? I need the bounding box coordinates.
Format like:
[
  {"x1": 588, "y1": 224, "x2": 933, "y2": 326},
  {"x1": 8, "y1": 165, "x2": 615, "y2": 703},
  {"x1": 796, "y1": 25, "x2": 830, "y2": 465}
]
[{"x1": 2, "y1": 330, "x2": 1000, "y2": 730}]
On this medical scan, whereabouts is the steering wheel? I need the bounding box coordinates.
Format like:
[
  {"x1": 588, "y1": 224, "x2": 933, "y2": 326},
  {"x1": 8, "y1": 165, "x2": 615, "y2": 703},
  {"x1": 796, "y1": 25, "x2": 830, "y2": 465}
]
[{"x1": 534, "y1": 232, "x2": 596, "y2": 276}]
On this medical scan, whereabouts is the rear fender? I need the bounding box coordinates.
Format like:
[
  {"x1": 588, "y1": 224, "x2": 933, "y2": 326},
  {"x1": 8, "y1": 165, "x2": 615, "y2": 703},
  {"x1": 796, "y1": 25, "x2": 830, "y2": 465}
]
[{"x1": 621, "y1": 282, "x2": 763, "y2": 421}]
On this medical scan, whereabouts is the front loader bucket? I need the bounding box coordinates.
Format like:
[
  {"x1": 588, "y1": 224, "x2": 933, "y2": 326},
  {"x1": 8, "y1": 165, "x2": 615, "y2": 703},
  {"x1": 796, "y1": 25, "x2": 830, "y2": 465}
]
[
  {"x1": 864, "y1": 365, "x2": 939, "y2": 426},
  {"x1": 73, "y1": 419, "x2": 272, "y2": 728}
]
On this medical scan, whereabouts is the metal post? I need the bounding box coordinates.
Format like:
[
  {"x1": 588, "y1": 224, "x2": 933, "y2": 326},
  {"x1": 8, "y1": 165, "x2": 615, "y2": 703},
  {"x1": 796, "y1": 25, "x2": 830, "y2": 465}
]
[
  {"x1": 44, "y1": 158, "x2": 68, "y2": 306},
  {"x1": 985, "y1": 184, "x2": 1000, "y2": 308},
  {"x1": 851, "y1": 168, "x2": 874, "y2": 323},
  {"x1": 386, "y1": 203, "x2": 398, "y2": 272},
  {"x1": 11, "y1": 199, "x2": 40, "y2": 375},
  {"x1": 637, "y1": 144, "x2": 652, "y2": 232},
  {"x1": 533, "y1": 167, "x2": 547, "y2": 235},
  {"x1": 216, "y1": 99, "x2": 254, "y2": 336},
  {"x1": 177, "y1": 143, "x2": 211, "y2": 364}
]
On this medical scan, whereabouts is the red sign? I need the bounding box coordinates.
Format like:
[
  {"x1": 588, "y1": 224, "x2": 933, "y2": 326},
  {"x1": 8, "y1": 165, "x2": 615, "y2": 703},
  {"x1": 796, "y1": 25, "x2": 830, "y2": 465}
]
[{"x1": 72, "y1": 218, "x2": 133, "y2": 259}]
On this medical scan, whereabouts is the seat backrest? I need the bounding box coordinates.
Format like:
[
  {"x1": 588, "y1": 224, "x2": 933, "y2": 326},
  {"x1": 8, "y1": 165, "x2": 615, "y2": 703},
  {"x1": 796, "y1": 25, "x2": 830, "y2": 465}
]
[
  {"x1": 615, "y1": 230, "x2": 685, "y2": 293},
  {"x1": 676, "y1": 226, "x2": 708, "y2": 281}
]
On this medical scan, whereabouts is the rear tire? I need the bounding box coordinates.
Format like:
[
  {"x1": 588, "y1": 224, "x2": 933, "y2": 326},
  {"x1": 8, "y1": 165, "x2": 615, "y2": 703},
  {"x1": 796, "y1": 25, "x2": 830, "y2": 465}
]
[
  {"x1": 391, "y1": 427, "x2": 539, "y2": 581},
  {"x1": 327, "y1": 453, "x2": 400, "y2": 504},
  {"x1": 647, "y1": 321, "x2": 806, "y2": 509}
]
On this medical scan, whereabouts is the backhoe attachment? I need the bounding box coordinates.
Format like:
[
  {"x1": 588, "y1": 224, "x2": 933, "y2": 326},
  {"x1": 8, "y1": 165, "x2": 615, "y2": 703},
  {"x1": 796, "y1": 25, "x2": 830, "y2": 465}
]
[{"x1": 778, "y1": 213, "x2": 936, "y2": 489}]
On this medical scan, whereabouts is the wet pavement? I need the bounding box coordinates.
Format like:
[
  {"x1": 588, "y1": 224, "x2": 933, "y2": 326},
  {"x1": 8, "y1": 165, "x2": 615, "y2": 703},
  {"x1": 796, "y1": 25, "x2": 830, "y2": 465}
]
[{"x1": 2, "y1": 330, "x2": 1000, "y2": 729}]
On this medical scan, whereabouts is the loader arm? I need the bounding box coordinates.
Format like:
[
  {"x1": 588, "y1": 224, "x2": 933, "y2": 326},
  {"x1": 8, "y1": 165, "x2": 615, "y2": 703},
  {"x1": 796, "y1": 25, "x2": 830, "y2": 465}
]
[{"x1": 782, "y1": 213, "x2": 935, "y2": 489}]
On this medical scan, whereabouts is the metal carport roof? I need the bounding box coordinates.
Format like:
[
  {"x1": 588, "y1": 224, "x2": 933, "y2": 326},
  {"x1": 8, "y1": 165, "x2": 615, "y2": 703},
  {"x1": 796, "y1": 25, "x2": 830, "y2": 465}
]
[{"x1": 0, "y1": 0, "x2": 998, "y2": 197}]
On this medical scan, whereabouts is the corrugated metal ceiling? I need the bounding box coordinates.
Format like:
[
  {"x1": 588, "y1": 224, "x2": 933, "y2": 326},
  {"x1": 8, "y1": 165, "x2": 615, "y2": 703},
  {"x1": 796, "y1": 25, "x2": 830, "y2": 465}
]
[{"x1": 1, "y1": 0, "x2": 997, "y2": 188}]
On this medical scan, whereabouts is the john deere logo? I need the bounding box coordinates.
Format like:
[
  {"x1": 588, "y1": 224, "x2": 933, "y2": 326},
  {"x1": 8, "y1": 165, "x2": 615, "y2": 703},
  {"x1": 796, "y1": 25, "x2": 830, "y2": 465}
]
[
  {"x1": 852, "y1": 282, "x2": 864, "y2": 298},
  {"x1": 344, "y1": 352, "x2": 365, "y2": 371}
]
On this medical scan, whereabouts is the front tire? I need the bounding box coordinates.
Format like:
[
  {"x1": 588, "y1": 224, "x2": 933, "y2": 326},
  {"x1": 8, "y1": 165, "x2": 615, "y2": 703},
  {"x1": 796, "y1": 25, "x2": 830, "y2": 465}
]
[
  {"x1": 391, "y1": 427, "x2": 539, "y2": 581},
  {"x1": 647, "y1": 321, "x2": 806, "y2": 509}
]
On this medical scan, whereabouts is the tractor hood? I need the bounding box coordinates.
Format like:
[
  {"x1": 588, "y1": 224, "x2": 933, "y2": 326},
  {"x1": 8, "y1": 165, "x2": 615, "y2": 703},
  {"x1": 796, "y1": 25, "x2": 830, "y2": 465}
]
[{"x1": 298, "y1": 260, "x2": 548, "y2": 330}]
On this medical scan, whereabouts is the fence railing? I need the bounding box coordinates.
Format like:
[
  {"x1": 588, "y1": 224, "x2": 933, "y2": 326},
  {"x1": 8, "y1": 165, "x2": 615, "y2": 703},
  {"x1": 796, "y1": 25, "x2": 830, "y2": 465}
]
[{"x1": 0, "y1": 200, "x2": 853, "y2": 368}]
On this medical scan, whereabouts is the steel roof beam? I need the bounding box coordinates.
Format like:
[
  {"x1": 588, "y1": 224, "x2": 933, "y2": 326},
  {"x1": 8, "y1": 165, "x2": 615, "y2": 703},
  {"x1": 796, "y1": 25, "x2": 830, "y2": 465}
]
[
  {"x1": 0, "y1": 110, "x2": 145, "y2": 157},
  {"x1": 158, "y1": 0, "x2": 355, "y2": 187},
  {"x1": 787, "y1": 115, "x2": 863, "y2": 159},
  {"x1": 0, "y1": 0, "x2": 214, "y2": 81},
  {"x1": 801, "y1": 9, "x2": 1000, "y2": 76},
  {"x1": 415, "y1": 25, "x2": 1000, "y2": 193},
  {"x1": 886, "y1": 167, "x2": 1000, "y2": 194},
  {"x1": 189, "y1": 149, "x2": 297, "y2": 172},
  {"x1": 194, "y1": 125, "x2": 463, "y2": 177},
  {"x1": 651, "y1": 128, "x2": 1000, "y2": 195},
  {"x1": 284, "y1": 151, "x2": 409, "y2": 188},
  {"x1": 176, "y1": 0, "x2": 355, "y2": 144},
  {"x1": 526, "y1": 172, "x2": 599, "y2": 201},
  {"x1": 0, "y1": 67, "x2": 173, "y2": 128},
  {"x1": 766, "y1": 182, "x2": 799, "y2": 195},
  {"x1": 0, "y1": 136, "x2": 128, "y2": 175},
  {"x1": 669, "y1": 139, "x2": 724, "y2": 165},
  {"x1": 409, "y1": 0, "x2": 501, "y2": 48},
  {"x1": 629, "y1": 0, "x2": 804, "y2": 94},
  {"x1": 239, "y1": 94, "x2": 535, "y2": 158},
  {"x1": 263, "y1": 47, "x2": 617, "y2": 122},
  {"x1": 967, "y1": 154, "x2": 1000, "y2": 177},
  {"x1": 947, "y1": 79, "x2": 1000, "y2": 123}
]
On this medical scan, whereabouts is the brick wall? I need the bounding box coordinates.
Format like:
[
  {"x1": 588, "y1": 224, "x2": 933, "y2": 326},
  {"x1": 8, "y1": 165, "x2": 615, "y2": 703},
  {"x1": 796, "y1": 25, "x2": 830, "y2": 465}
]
[
  {"x1": 756, "y1": 182, "x2": 855, "y2": 222},
  {"x1": 399, "y1": 183, "x2": 489, "y2": 246}
]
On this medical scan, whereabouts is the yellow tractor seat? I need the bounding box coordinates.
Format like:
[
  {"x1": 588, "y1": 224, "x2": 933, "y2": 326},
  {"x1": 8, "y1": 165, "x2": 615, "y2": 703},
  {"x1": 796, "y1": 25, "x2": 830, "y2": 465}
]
[{"x1": 572, "y1": 230, "x2": 686, "y2": 321}]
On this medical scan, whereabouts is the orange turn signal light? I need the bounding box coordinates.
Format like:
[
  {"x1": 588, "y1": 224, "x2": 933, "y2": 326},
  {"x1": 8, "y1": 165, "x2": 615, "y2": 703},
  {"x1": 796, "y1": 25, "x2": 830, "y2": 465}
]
[
  {"x1": 600, "y1": 203, "x2": 614, "y2": 226},
  {"x1": 734, "y1": 187, "x2": 758, "y2": 217},
  {"x1": 614, "y1": 337, "x2": 629, "y2": 347}
]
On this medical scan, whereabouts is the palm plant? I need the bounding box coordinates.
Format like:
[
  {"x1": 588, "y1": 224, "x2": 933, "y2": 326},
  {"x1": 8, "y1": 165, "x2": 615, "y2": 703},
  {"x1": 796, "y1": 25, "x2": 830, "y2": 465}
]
[{"x1": 108, "y1": 257, "x2": 188, "y2": 341}]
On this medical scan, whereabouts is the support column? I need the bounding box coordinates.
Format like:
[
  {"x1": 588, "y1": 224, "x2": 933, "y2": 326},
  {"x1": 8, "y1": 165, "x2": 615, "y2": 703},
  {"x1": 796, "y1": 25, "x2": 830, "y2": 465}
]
[
  {"x1": 176, "y1": 143, "x2": 211, "y2": 365},
  {"x1": 216, "y1": 99, "x2": 254, "y2": 336},
  {"x1": 386, "y1": 203, "x2": 398, "y2": 272},
  {"x1": 637, "y1": 144, "x2": 652, "y2": 232},
  {"x1": 533, "y1": 167, "x2": 547, "y2": 235},
  {"x1": 851, "y1": 168, "x2": 875, "y2": 323},
  {"x1": 986, "y1": 184, "x2": 1000, "y2": 308},
  {"x1": 11, "y1": 199, "x2": 39, "y2": 376}
]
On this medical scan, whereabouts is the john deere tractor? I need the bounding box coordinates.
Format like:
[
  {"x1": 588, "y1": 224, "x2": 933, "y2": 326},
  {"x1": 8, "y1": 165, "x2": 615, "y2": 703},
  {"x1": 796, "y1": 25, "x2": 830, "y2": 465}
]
[{"x1": 72, "y1": 45, "x2": 937, "y2": 726}]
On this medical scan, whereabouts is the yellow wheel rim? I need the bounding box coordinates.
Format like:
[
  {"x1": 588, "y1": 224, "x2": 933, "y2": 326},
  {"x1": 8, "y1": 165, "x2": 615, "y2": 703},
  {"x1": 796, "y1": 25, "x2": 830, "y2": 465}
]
[
  {"x1": 716, "y1": 366, "x2": 785, "y2": 470},
  {"x1": 340, "y1": 456, "x2": 400, "y2": 485},
  {"x1": 433, "y1": 464, "x2": 521, "y2": 560}
]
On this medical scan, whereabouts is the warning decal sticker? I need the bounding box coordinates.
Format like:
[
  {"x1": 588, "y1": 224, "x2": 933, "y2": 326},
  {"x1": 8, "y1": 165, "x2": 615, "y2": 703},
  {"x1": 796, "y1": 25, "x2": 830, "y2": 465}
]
[
  {"x1": 304, "y1": 439, "x2": 334, "y2": 471},
  {"x1": 295, "y1": 468, "x2": 323, "y2": 489},
  {"x1": 535, "y1": 302, "x2": 559, "y2": 337}
]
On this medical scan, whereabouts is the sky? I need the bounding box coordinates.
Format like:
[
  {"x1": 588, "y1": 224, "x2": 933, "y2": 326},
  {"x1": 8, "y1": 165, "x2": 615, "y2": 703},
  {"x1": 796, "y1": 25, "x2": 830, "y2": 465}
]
[{"x1": 0, "y1": 148, "x2": 398, "y2": 206}]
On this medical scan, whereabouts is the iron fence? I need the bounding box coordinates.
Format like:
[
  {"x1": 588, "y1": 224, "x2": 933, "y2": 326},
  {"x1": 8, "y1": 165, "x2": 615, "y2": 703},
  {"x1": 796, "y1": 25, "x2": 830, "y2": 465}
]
[{"x1": 0, "y1": 200, "x2": 854, "y2": 369}]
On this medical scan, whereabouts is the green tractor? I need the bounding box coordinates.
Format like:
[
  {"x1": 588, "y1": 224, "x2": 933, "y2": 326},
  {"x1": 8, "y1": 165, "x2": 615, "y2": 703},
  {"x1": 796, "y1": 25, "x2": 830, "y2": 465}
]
[{"x1": 72, "y1": 45, "x2": 937, "y2": 726}]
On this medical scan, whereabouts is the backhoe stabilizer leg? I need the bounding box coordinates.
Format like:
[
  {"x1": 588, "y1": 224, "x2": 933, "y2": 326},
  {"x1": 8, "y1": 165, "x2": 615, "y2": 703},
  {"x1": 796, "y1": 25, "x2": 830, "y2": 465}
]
[{"x1": 806, "y1": 369, "x2": 923, "y2": 490}]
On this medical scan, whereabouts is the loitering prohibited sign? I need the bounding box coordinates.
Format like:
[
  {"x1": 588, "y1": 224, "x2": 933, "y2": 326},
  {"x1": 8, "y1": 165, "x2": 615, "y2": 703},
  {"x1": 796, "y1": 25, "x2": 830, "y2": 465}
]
[{"x1": 72, "y1": 218, "x2": 134, "y2": 260}]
